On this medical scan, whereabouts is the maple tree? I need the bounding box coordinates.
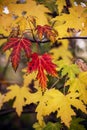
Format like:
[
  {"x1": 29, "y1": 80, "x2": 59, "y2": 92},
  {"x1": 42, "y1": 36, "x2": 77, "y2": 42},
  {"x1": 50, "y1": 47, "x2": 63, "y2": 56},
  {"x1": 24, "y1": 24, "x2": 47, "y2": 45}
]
[{"x1": 0, "y1": 0, "x2": 87, "y2": 130}]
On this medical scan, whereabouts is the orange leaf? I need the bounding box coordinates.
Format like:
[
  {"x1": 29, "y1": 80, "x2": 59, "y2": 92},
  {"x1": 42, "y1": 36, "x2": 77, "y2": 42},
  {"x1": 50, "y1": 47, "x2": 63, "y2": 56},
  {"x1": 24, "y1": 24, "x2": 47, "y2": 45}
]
[
  {"x1": 28, "y1": 53, "x2": 57, "y2": 89},
  {"x1": 36, "y1": 25, "x2": 57, "y2": 42}
]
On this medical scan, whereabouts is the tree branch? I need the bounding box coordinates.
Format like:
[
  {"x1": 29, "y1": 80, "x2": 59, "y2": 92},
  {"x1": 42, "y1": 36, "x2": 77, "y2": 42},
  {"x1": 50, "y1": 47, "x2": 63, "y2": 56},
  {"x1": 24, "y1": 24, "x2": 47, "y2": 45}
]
[
  {"x1": 0, "y1": 34, "x2": 87, "y2": 44},
  {"x1": 58, "y1": 37, "x2": 87, "y2": 40}
]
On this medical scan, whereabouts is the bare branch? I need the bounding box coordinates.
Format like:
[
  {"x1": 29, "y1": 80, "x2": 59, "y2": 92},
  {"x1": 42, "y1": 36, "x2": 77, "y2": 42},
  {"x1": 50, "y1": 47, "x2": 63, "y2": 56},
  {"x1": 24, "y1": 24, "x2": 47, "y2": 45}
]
[{"x1": 0, "y1": 34, "x2": 87, "y2": 44}]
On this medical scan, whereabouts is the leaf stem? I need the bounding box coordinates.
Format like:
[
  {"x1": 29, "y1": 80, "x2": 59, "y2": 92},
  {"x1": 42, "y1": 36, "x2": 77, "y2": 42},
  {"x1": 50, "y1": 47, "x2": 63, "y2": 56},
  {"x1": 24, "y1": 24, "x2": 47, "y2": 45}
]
[
  {"x1": 63, "y1": 85, "x2": 66, "y2": 95},
  {"x1": 51, "y1": 78, "x2": 59, "y2": 88}
]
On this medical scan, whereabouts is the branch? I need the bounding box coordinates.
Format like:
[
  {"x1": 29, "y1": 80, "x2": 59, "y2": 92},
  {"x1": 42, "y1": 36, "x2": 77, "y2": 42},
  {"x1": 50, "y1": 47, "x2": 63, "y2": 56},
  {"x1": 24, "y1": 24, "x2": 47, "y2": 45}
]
[
  {"x1": 58, "y1": 37, "x2": 87, "y2": 40},
  {"x1": 0, "y1": 34, "x2": 87, "y2": 43}
]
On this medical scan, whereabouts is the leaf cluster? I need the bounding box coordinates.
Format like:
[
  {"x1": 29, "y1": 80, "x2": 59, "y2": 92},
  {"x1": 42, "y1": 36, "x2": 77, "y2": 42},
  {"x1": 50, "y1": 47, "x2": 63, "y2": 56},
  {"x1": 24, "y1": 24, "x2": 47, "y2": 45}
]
[{"x1": 0, "y1": 0, "x2": 87, "y2": 130}]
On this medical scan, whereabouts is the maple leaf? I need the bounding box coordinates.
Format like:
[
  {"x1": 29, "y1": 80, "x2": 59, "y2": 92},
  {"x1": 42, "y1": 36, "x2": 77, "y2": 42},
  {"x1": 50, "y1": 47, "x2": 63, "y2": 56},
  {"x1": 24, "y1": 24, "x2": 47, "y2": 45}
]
[
  {"x1": 3, "y1": 38, "x2": 32, "y2": 71},
  {"x1": 28, "y1": 53, "x2": 57, "y2": 89},
  {"x1": 36, "y1": 88, "x2": 87, "y2": 127},
  {"x1": 52, "y1": 5, "x2": 86, "y2": 37},
  {"x1": 66, "y1": 72, "x2": 87, "y2": 104},
  {"x1": 4, "y1": 84, "x2": 42, "y2": 116},
  {"x1": 23, "y1": 71, "x2": 39, "y2": 87},
  {"x1": 36, "y1": 25, "x2": 57, "y2": 42},
  {"x1": 43, "y1": 122, "x2": 62, "y2": 130},
  {"x1": 56, "y1": 0, "x2": 66, "y2": 14},
  {"x1": 57, "y1": 61, "x2": 80, "y2": 81},
  {"x1": 0, "y1": 0, "x2": 50, "y2": 35},
  {"x1": 50, "y1": 43, "x2": 73, "y2": 66},
  {"x1": 70, "y1": 117, "x2": 86, "y2": 130},
  {"x1": 33, "y1": 122, "x2": 46, "y2": 130}
]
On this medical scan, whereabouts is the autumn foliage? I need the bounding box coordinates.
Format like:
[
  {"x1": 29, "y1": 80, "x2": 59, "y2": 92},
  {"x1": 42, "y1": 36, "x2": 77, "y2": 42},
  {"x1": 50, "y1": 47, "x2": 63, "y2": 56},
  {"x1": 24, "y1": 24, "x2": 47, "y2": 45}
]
[
  {"x1": 2, "y1": 24, "x2": 57, "y2": 88},
  {"x1": 28, "y1": 53, "x2": 57, "y2": 88},
  {"x1": 36, "y1": 25, "x2": 57, "y2": 42},
  {"x1": 3, "y1": 38, "x2": 32, "y2": 71},
  {"x1": 0, "y1": 0, "x2": 87, "y2": 130}
]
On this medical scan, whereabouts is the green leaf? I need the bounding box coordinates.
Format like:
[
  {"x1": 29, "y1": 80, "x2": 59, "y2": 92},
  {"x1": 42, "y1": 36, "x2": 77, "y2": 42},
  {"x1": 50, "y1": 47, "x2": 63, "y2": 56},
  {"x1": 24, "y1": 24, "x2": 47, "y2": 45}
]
[
  {"x1": 43, "y1": 122, "x2": 61, "y2": 130},
  {"x1": 69, "y1": 117, "x2": 86, "y2": 130},
  {"x1": 33, "y1": 122, "x2": 45, "y2": 130},
  {"x1": 59, "y1": 63, "x2": 80, "y2": 81}
]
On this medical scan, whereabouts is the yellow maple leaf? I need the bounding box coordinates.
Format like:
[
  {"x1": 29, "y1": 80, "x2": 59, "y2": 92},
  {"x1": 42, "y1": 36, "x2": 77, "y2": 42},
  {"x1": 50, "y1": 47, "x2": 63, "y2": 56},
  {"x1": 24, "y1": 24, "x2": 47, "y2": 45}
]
[
  {"x1": 56, "y1": 0, "x2": 66, "y2": 14},
  {"x1": 3, "y1": 70, "x2": 42, "y2": 116},
  {"x1": 0, "y1": 0, "x2": 50, "y2": 35},
  {"x1": 4, "y1": 85, "x2": 29, "y2": 116},
  {"x1": 50, "y1": 40, "x2": 73, "y2": 66},
  {"x1": 0, "y1": 93, "x2": 4, "y2": 109},
  {"x1": 36, "y1": 88, "x2": 86, "y2": 127},
  {"x1": 23, "y1": 70, "x2": 39, "y2": 89},
  {"x1": 25, "y1": 88, "x2": 42, "y2": 106},
  {"x1": 67, "y1": 72, "x2": 87, "y2": 104},
  {"x1": 12, "y1": 16, "x2": 29, "y2": 32},
  {"x1": 52, "y1": 5, "x2": 86, "y2": 37},
  {"x1": 3, "y1": 84, "x2": 42, "y2": 116}
]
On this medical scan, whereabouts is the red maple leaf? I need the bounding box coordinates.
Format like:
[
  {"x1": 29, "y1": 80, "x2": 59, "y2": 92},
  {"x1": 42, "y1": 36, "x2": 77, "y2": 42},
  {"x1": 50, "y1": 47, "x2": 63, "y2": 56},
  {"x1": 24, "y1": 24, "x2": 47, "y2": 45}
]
[
  {"x1": 3, "y1": 38, "x2": 32, "y2": 71},
  {"x1": 28, "y1": 53, "x2": 58, "y2": 89},
  {"x1": 36, "y1": 25, "x2": 57, "y2": 42}
]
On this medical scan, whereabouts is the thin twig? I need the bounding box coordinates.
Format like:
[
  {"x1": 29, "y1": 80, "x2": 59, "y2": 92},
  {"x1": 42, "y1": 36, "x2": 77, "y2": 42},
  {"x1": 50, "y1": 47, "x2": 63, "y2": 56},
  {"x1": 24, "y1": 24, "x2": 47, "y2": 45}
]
[{"x1": 51, "y1": 78, "x2": 59, "y2": 88}]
